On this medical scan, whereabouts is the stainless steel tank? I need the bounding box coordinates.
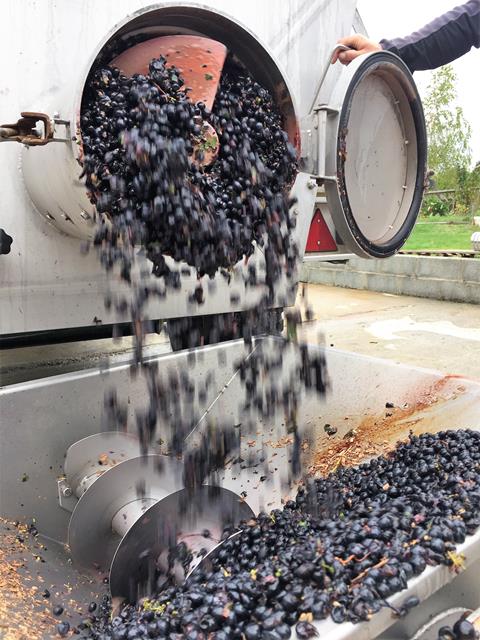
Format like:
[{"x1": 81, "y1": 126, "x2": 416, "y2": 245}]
[{"x1": 0, "y1": 0, "x2": 426, "y2": 336}]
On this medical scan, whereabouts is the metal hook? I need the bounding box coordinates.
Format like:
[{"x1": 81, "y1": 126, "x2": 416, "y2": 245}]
[{"x1": 310, "y1": 44, "x2": 351, "y2": 113}]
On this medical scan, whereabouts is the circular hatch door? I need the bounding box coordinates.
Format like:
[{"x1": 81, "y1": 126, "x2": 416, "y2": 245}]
[{"x1": 324, "y1": 51, "x2": 427, "y2": 258}]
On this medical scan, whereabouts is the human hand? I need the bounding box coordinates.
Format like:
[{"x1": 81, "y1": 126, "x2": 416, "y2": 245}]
[{"x1": 331, "y1": 35, "x2": 382, "y2": 65}]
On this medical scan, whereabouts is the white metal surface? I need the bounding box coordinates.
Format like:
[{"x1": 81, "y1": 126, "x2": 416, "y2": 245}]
[
  {"x1": 344, "y1": 73, "x2": 412, "y2": 242},
  {"x1": 64, "y1": 431, "x2": 142, "y2": 498},
  {"x1": 68, "y1": 454, "x2": 182, "y2": 574},
  {"x1": 111, "y1": 498, "x2": 157, "y2": 538}
]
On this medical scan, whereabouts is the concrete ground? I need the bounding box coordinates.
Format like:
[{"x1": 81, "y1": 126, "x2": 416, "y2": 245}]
[{"x1": 297, "y1": 283, "x2": 480, "y2": 379}]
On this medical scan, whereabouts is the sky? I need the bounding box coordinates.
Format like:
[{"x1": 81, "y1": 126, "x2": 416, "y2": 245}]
[{"x1": 357, "y1": 0, "x2": 480, "y2": 163}]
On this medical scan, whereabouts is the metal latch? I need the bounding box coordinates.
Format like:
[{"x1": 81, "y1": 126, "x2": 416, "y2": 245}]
[
  {"x1": 306, "y1": 44, "x2": 351, "y2": 184},
  {"x1": 314, "y1": 104, "x2": 339, "y2": 184},
  {"x1": 0, "y1": 112, "x2": 69, "y2": 145},
  {"x1": 309, "y1": 44, "x2": 350, "y2": 113}
]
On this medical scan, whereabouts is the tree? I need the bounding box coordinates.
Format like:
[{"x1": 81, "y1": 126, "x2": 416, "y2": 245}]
[
  {"x1": 456, "y1": 162, "x2": 480, "y2": 215},
  {"x1": 423, "y1": 65, "x2": 472, "y2": 191}
]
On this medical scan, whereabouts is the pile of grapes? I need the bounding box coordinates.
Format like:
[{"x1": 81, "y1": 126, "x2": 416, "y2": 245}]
[
  {"x1": 65, "y1": 429, "x2": 480, "y2": 639},
  {"x1": 81, "y1": 54, "x2": 297, "y2": 288}
]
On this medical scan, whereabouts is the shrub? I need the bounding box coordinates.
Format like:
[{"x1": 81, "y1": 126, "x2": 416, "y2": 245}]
[{"x1": 421, "y1": 195, "x2": 451, "y2": 217}]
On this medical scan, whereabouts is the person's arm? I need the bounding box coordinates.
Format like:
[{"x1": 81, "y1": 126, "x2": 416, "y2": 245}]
[{"x1": 332, "y1": 0, "x2": 480, "y2": 72}]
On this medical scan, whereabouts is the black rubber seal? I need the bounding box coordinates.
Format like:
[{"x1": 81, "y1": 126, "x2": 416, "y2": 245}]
[{"x1": 336, "y1": 52, "x2": 427, "y2": 258}]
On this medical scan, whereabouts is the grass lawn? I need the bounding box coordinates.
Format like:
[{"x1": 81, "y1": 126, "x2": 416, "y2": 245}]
[{"x1": 403, "y1": 217, "x2": 477, "y2": 251}]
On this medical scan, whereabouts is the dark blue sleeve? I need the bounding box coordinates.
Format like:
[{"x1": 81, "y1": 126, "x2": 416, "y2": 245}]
[{"x1": 380, "y1": 0, "x2": 480, "y2": 71}]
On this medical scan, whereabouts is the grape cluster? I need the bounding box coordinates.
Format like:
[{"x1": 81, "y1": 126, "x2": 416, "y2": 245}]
[
  {"x1": 69, "y1": 429, "x2": 480, "y2": 639},
  {"x1": 81, "y1": 54, "x2": 297, "y2": 286}
]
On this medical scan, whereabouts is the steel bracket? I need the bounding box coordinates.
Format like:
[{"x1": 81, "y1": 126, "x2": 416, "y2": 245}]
[
  {"x1": 312, "y1": 104, "x2": 339, "y2": 184},
  {"x1": 57, "y1": 477, "x2": 77, "y2": 513},
  {"x1": 0, "y1": 112, "x2": 70, "y2": 145}
]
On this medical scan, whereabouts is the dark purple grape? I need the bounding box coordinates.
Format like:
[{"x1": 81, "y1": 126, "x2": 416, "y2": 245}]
[
  {"x1": 453, "y1": 618, "x2": 477, "y2": 639},
  {"x1": 56, "y1": 621, "x2": 70, "y2": 637},
  {"x1": 295, "y1": 621, "x2": 319, "y2": 638}
]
